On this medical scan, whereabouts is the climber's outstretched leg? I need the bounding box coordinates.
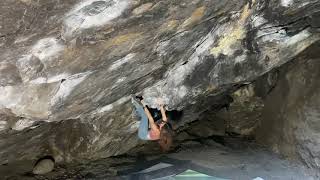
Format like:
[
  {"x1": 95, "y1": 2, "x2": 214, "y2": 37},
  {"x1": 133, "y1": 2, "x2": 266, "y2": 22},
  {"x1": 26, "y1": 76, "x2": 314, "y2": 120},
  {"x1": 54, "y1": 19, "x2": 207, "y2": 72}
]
[{"x1": 132, "y1": 96, "x2": 149, "y2": 140}]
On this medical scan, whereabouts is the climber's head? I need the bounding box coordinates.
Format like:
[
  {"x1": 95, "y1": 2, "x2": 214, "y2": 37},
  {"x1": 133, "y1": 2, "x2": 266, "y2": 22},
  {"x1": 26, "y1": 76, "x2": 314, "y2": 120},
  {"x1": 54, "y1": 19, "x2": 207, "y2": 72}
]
[{"x1": 158, "y1": 123, "x2": 173, "y2": 152}]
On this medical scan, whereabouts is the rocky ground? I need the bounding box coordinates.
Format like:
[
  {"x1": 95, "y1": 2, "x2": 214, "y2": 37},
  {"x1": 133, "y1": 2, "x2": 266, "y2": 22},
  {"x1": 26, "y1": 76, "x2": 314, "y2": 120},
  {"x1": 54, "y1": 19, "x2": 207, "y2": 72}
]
[{"x1": 3, "y1": 137, "x2": 314, "y2": 179}]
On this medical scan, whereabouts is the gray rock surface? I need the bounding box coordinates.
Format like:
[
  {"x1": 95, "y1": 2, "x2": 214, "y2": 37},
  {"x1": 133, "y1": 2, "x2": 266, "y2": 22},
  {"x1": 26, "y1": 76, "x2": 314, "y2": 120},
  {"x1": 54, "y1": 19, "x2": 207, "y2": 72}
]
[
  {"x1": 0, "y1": 0, "x2": 319, "y2": 177},
  {"x1": 256, "y1": 44, "x2": 320, "y2": 176}
]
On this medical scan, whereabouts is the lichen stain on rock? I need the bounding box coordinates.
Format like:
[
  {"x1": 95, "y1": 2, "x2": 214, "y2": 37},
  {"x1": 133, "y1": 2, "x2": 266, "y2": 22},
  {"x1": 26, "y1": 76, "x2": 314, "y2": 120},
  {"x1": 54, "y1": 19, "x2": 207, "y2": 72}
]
[
  {"x1": 210, "y1": 3, "x2": 252, "y2": 57},
  {"x1": 179, "y1": 6, "x2": 206, "y2": 29},
  {"x1": 159, "y1": 20, "x2": 179, "y2": 33},
  {"x1": 61, "y1": 46, "x2": 79, "y2": 62},
  {"x1": 205, "y1": 84, "x2": 217, "y2": 93},
  {"x1": 132, "y1": 3, "x2": 153, "y2": 15},
  {"x1": 233, "y1": 85, "x2": 256, "y2": 104},
  {"x1": 103, "y1": 32, "x2": 142, "y2": 49}
]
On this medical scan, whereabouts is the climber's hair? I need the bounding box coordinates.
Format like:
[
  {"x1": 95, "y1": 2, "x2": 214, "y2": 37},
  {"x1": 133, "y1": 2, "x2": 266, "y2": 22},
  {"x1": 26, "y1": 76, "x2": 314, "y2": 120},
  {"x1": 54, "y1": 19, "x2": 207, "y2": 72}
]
[{"x1": 158, "y1": 122, "x2": 174, "y2": 152}]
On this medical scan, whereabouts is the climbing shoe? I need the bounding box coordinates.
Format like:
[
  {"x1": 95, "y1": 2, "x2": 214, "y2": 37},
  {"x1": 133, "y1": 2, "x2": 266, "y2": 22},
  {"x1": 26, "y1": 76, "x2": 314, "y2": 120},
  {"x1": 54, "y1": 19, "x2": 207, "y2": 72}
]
[{"x1": 131, "y1": 95, "x2": 144, "y2": 107}]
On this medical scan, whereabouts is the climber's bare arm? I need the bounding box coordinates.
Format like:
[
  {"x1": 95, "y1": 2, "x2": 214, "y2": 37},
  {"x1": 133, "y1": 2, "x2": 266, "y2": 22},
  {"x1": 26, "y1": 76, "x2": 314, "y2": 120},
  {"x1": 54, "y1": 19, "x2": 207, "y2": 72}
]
[
  {"x1": 142, "y1": 104, "x2": 159, "y2": 131},
  {"x1": 157, "y1": 98, "x2": 168, "y2": 122},
  {"x1": 160, "y1": 105, "x2": 168, "y2": 122}
]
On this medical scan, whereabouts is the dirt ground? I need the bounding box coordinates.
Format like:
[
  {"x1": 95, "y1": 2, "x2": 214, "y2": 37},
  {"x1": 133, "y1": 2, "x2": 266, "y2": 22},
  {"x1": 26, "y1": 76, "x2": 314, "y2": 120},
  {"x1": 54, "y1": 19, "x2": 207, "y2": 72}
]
[
  {"x1": 113, "y1": 138, "x2": 315, "y2": 180},
  {"x1": 4, "y1": 138, "x2": 315, "y2": 180}
]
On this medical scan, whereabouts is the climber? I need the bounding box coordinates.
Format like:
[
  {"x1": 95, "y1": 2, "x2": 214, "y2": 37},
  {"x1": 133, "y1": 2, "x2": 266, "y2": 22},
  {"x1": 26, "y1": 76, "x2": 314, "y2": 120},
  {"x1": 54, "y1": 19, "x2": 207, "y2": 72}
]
[{"x1": 131, "y1": 95, "x2": 173, "y2": 152}]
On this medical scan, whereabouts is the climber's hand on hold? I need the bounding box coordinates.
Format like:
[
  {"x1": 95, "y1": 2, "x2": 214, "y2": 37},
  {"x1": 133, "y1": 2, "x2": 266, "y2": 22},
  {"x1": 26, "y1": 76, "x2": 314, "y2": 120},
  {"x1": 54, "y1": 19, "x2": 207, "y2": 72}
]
[
  {"x1": 141, "y1": 99, "x2": 147, "y2": 107},
  {"x1": 157, "y1": 98, "x2": 168, "y2": 122}
]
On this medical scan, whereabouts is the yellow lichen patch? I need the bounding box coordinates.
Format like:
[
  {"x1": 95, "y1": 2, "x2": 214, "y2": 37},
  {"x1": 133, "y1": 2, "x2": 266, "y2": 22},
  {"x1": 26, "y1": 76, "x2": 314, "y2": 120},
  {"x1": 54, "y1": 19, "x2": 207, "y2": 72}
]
[
  {"x1": 58, "y1": 46, "x2": 87, "y2": 68},
  {"x1": 103, "y1": 32, "x2": 142, "y2": 49},
  {"x1": 233, "y1": 84, "x2": 255, "y2": 99},
  {"x1": 210, "y1": 26, "x2": 245, "y2": 56},
  {"x1": 111, "y1": 33, "x2": 142, "y2": 45},
  {"x1": 132, "y1": 3, "x2": 153, "y2": 15},
  {"x1": 210, "y1": 3, "x2": 253, "y2": 57},
  {"x1": 62, "y1": 46, "x2": 78, "y2": 61},
  {"x1": 205, "y1": 84, "x2": 217, "y2": 92},
  {"x1": 239, "y1": 3, "x2": 250, "y2": 23},
  {"x1": 159, "y1": 20, "x2": 179, "y2": 33},
  {"x1": 180, "y1": 6, "x2": 206, "y2": 29}
]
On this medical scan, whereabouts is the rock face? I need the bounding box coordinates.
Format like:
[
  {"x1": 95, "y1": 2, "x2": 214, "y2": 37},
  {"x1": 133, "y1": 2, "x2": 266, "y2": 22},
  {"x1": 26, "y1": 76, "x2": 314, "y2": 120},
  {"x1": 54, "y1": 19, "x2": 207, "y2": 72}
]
[
  {"x1": 256, "y1": 43, "x2": 320, "y2": 175},
  {"x1": 0, "y1": 0, "x2": 319, "y2": 176}
]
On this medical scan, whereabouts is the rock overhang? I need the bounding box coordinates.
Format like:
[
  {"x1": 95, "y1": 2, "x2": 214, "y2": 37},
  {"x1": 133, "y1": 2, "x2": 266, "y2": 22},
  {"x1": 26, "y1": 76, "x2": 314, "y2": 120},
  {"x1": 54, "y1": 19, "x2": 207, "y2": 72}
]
[{"x1": 0, "y1": 0, "x2": 319, "y2": 165}]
